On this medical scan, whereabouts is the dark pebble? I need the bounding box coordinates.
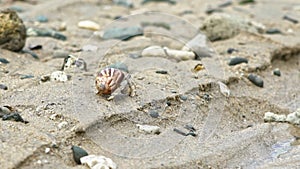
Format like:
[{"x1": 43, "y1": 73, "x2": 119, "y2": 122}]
[
  {"x1": 266, "y1": 28, "x2": 282, "y2": 34},
  {"x1": 239, "y1": 0, "x2": 255, "y2": 5},
  {"x1": 186, "y1": 131, "x2": 197, "y2": 137},
  {"x1": 227, "y1": 48, "x2": 238, "y2": 54},
  {"x1": 0, "y1": 84, "x2": 8, "y2": 90},
  {"x1": 202, "y1": 93, "x2": 211, "y2": 101},
  {"x1": 228, "y1": 57, "x2": 248, "y2": 66},
  {"x1": 205, "y1": 7, "x2": 222, "y2": 15},
  {"x1": 248, "y1": 74, "x2": 264, "y2": 87},
  {"x1": 283, "y1": 15, "x2": 299, "y2": 24},
  {"x1": 71, "y1": 146, "x2": 88, "y2": 164},
  {"x1": 149, "y1": 110, "x2": 159, "y2": 118},
  {"x1": 173, "y1": 128, "x2": 187, "y2": 136},
  {"x1": 273, "y1": 68, "x2": 281, "y2": 76},
  {"x1": 2, "y1": 112, "x2": 28, "y2": 123},
  {"x1": 155, "y1": 70, "x2": 168, "y2": 74},
  {"x1": 0, "y1": 58, "x2": 9, "y2": 64},
  {"x1": 184, "y1": 124, "x2": 196, "y2": 131},
  {"x1": 29, "y1": 44, "x2": 42, "y2": 50}
]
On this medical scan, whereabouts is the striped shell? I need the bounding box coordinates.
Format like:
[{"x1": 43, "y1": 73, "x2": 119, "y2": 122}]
[{"x1": 95, "y1": 68, "x2": 125, "y2": 95}]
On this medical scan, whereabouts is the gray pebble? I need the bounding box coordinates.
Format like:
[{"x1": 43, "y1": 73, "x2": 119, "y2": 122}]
[
  {"x1": 179, "y1": 95, "x2": 188, "y2": 101},
  {"x1": 283, "y1": 15, "x2": 299, "y2": 24},
  {"x1": 20, "y1": 75, "x2": 34, "y2": 79},
  {"x1": 113, "y1": 0, "x2": 134, "y2": 8},
  {"x1": 71, "y1": 146, "x2": 88, "y2": 164},
  {"x1": 108, "y1": 62, "x2": 128, "y2": 73},
  {"x1": 149, "y1": 110, "x2": 159, "y2": 118},
  {"x1": 273, "y1": 68, "x2": 281, "y2": 76},
  {"x1": 228, "y1": 57, "x2": 248, "y2": 66},
  {"x1": 102, "y1": 26, "x2": 143, "y2": 40},
  {"x1": 21, "y1": 49, "x2": 39, "y2": 59},
  {"x1": 248, "y1": 74, "x2": 263, "y2": 87},
  {"x1": 2, "y1": 112, "x2": 28, "y2": 123},
  {"x1": 0, "y1": 58, "x2": 9, "y2": 64},
  {"x1": 0, "y1": 84, "x2": 8, "y2": 90},
  {"x1": 141, "y1": 0, "x2": 176, "y2": 5},
  {"x1": 26, "y1": 27, "x2": 67, "y2": 40},
  {"x1": 36, "y1": 15, "x2": 48, "y2": 23}
]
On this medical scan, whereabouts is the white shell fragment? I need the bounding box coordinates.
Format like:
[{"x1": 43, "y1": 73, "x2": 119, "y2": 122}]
[
  {"x1": 141, "y1": 46, "x2": 195, "y2": 61},
  {"x1": 217, "y1": 81, "x2": 230, "y2": 97},
  {"x1": 78, "y1": 20, "x2": 100, "y2": 31},
  {"x1": 80, "y1": 155, "x2": 117, "y2": 169},
  {"x1": 50, "y1": 71, "x2": 68, "y2": 82},
  {"x1": 136, "y1": 124, "x2": 160, "y2": 134},
  {"x1": 264, "y1": 112, "x2": 286, "y2": 122}
]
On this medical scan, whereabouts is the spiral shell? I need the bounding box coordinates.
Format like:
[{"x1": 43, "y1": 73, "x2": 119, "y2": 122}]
[{"x1": 95, "y1": 68, "x2": 125, "y2": 95}]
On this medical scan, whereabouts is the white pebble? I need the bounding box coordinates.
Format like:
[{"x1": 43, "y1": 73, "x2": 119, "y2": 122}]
[
  {"x1": 141, "y1": 46, "x2": 195, "y2": 61},
  {"x1": 58, "y1": 121, "x2": 68, "y2": 129},
  {"x1": 50, "y1": 71, "x2": 68, "y2": 82},
  {"x1": 49, "y1": 114, "x2": 58, "y2": 120},
  {"x1": 80, "y1": 155, "x2": 117, "y2": 169},
  {"x1": 78, "y1": 20, "x2": 100, "y2": 31},
  {"x1": 45, "y1": 147, "x2": 50, "y2": 154},
  {"x1": 264, "y1": 112, "x2": 286, "y2": 122},
  {"x1": 136, "y1": 124, "x2": 160, "y2": 134},
  {"x1": 217, "y1": 81, "x2": 230, "y2": 97},
  {"x1": 286, "y1": 108, "x2": 300, "y2": 125}
]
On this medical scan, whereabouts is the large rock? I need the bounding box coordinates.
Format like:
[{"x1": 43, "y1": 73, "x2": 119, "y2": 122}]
[{"x1": 0, "y1": 9, "x2": 26, "y2": 51}]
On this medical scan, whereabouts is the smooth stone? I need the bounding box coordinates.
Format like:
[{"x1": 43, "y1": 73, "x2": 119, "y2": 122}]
[
  {"x1": 113, "y1": 0, "x2": 134, "y2": 8},
  {"x1": 141, "y1": 21, "x2": 170, "y2": 30},
  {"x1": 36, "y1": 15, "x2": 48, "y2": 23},
  {"x1": 228, "y1": 57, "x2": 248, "y2": 66},
  {"x1": 26, "y1": 27, "x2": 67, "y2": 40},
  {"x1": 78, "y1": 20, "x2": 100, "y2": 31},
  {"x1": 227, "y1": 48, "x2": 238, "y2": 54},
  {"x1": 273, "y1": 68, "x2": 281, "y2": 76},
  {"x1": 80, "y1": 155, "x2": 117, "y2": 169},
  {"x1": 248, "y1": 74, "x2": 263, "y2": 87},
  {"x1": 182, "y1": 33, "x2": 215, "y2": 59},
  {"x1": 29, "y1": 44, "x2": 42, "y2": 50},
  {"x1": 0, "y1": 58, "x2": 9, "y2": 64},
  {"x1": 142, "y1": 46, "x2": 195, "y2": 61},
  {"x1": 266, "y1": 28, "x2": 282, "y2": 34},
  {"x1": 102, "y1": 26, "x2": 143, "y2": 40},
  {"x1": 149, "y1": 110, "x2": 159, "y2": 118},
  {"x1": 0, "y1": 106, "x2": 11, "y2": 117},
  {"x1": 239, "y1": 0, "x2": 255, "y2": 4},
  {"x1": 179, "y1": 95, "x2": 188, "y2": 101},
  {"x1": 0, "y1": 84, "x2": 8, "y2": 90},
  {"x1": 0, "y1": 9, "x2": 26, "y2": 51},
  {"x1": 20, "y1": 75, "x2": 34, "y2": 79},
  {"x1": 107, "y1": 62, "x2": 128, "y2": 73},
  {"x1": 2, "y1": 112, "x2": 28, "y2": 123},
  {"x1": 136, "y1": 124, "x2": 160, "y2": 134},
  {"x1": 71, "y1": 146, "x2": 88, "y2": 164},
  {"x1": 264, "y1": 112, "x2": 286, "y2": 122},
  {"x1": 155, "y1": 70, "x2": 168, "y2": 74}
]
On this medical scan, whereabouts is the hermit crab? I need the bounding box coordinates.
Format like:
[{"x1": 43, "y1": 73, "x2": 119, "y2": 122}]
[{"x1": 95, "y1": 67, "x2": 135, "y2": 100}]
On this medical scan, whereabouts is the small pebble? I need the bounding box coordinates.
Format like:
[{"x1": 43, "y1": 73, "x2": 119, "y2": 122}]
[
  {"x1": 264, "y1": 112, "x2": 286, "y2": 122},
  {"x1": 155, "y1": 70, "x2": 168, "y2": 74},
  {"x1": 141, "y1": 0, "x2": 176, "y2": 5},
  {"x1": 239, "y1": 0, "x2": 255, "y2": 5},
  {"x1": 36, "y1": 15, "x2": 48, "y2": 23},
  {"x1": 149, "y1": 110, "x2": 159, "y2": 118},
  {"x1": 266, "y1": 28, "x2": 282, "y2": 34},
  {"x1": 71, "y1": 146, "x2": 88, "y2": 164},
  {"x1": 0, "y1": 84, "x2": 8, "y2": 90},
  {"x1": 58, "y1": 121, "x2": 68, "y2": 129},
  {"x1": 228, "y1": 57, "x2": 248, "y2": 66},
  {"x1": 248, "y1": 74, "x2": 264, "y2": 87},
  {"x1": 129, "y1": 53, "x2": 142, "y2": 59},
  {"x1": 136, "y1": 124, "x2": 160, "y2": 134},
  {"x1": 283, "y1": 15, "x2": 299, "y2": 24},
  {"x1": 78, "y1": 20, "x2": 100, "y2": 31},
  {"x1": 26, "y1": 27, "x2": 67, "y2": 40},
  {"x1": 184, "y1": 124, "x2": 196, "y2": 131},
  {"x1": 273, "y1": 68, "x2": 281, "y2": 76},
  {"x1": 29, "y1": 44, "x2": 42, "y2": 50},
  {"x1": 113, "y1": 0, "x2": 134, "y2": 8},
  {"x1": 20, "y1": 75, "x2": 34, "y2": 79},
  {"x1": 179, "y1": 95, "x2": 188, "y2": 101},
  {"x1": 102, "y1": 26, "x2": 143, "y2": 40},
  {"x1": 286, "y1": 108, "x2": 300, "y2": 125},
  {"x1": 2, "y1": 112, "x2": 28, "y2": 123},
  {"x1": 217, "y1": 81, "x2": 230, "y2": 97},
  {"x1": 80, "y1": 155, "x2": 117, "y2": 169},
  {"x1": 45, "y1": 147, "x2": 50, "y2": 154},
  {"x1": 227, "y1": 48, "x2": 238, "y2": 54},
  {"x1": 50, "y1": 71, "x2": 69, "y2": 82},
  {"x1": 0, "y1": 58, "x2": 9, "y2": 64}
]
